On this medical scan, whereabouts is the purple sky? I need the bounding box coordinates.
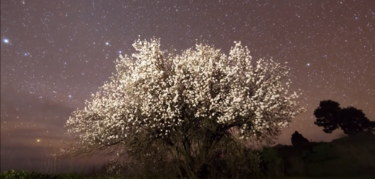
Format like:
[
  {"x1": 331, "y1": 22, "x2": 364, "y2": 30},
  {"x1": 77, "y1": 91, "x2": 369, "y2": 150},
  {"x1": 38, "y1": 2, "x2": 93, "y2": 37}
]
[{"x1": 1, "y1": 0, "x2": 374, "y2": 173}]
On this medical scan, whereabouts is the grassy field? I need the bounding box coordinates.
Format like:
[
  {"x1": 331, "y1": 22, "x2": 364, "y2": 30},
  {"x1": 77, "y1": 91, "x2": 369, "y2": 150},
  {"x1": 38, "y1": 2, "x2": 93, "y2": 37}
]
[{"x1": 1, "y1": 170, "x2": 374, "y2": 179}]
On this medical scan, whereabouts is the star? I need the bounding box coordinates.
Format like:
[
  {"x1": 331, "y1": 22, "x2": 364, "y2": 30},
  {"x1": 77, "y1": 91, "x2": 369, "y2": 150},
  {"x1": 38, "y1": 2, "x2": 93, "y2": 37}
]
[
  {"x1": 3, "y1": 38, "x2": 9, "y2": 44},
  {"x1": 36, "y1": 139, "x2": 40, "y2": 143}
]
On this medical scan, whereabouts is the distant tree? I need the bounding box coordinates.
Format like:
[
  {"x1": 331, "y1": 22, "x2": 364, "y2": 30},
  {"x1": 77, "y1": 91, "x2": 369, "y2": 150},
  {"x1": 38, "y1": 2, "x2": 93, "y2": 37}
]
[
  {"x1": 291, "y1": 131, "x2": 310, "y2": 147},
  {"x1": 314, "y1": 100, "x2": 374, "y2": 136},
  {"x1": 313, "y1": 100, "x2": 341, "y2": 134},
  {"x1": 338, "y1": 107, "x2": 375, "y2": 135}
]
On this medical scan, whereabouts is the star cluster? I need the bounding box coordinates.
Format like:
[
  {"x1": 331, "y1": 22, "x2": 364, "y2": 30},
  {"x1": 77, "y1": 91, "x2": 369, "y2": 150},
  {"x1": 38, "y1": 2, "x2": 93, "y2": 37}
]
[{"x1": 1, "y1": 0, "x2": 374, "y2": 172}]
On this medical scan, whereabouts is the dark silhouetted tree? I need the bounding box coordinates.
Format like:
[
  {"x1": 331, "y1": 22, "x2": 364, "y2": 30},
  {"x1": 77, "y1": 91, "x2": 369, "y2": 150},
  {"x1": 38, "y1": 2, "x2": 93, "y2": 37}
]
[
  {"x1": 338, "y1": 107, "x2": 374, "y2": 135},
  {"x1": 314, "y1": 100, "x2": 374, "y2": 136},
  {"x1": 313, "y1": 100, "x2": 341, "y2": 134},
  {"x1": 291, "y1": 131, "x2": 310, "y2": 147}
]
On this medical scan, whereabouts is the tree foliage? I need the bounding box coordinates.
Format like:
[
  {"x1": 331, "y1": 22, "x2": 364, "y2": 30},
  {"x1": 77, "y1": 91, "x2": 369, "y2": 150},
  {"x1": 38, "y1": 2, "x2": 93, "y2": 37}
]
[
  {"x1": 314, "y1": 100, "x2": 375, "y2": 136},
  {"x1": 61, "y1": 38, "x2": 303, "y2": 178},
  {"x1": 291, "y1": 131, "x2": 310, "y2": 147},
  {"x1": 338, "y1": 107, "x2": 375, "y2": 135}
]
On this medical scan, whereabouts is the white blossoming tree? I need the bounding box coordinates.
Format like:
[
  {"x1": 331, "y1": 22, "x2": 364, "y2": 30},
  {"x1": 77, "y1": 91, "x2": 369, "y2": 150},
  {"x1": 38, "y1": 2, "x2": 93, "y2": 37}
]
[{"x1": 61, "y1": 38, "x2": 303, "y2": 178}]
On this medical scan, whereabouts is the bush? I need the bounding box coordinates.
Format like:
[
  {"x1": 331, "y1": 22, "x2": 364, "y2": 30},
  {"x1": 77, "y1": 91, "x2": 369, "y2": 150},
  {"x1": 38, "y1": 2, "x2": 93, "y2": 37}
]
[{"x1": 259, "y1": 147, "x2": 284, "y2": 176}]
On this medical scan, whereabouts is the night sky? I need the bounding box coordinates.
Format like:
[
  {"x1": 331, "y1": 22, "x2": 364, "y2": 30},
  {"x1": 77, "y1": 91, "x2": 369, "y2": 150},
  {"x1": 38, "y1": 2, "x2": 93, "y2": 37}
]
[{"x1": 1, "y1": 0, "x2": 374, "y2": 173}]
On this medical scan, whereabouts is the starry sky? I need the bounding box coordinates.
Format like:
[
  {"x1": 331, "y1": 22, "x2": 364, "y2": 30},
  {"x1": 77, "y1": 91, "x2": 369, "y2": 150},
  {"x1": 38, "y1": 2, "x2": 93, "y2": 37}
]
[{"x1": 1, "y1": 0, "x2": 375, "y2": 173}]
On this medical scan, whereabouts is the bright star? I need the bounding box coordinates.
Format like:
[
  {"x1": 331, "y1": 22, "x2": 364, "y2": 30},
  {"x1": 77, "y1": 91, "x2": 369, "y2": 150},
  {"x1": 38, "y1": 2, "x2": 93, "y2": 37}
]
[
  {"x1": 3, "y1": 39, "x2": 9, "y2": 44},
  {"x1": 105, "y1": 42, "x2": 109, "y2": 46},
  {"x1": 37, "y1": 139, "x2": 40, "y2": 143},
  {"x1": 307, "y1": 63, "x2": 310, "y2": 66},
  {"x1": 68, "y1": 94, "x2": 72, "y2": 98}
]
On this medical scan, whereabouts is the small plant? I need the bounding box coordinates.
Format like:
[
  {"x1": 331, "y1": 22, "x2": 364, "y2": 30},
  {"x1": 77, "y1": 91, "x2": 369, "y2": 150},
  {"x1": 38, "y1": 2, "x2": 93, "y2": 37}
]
[{"x1": 0, "y1": 170, "x2": 60, "y2": 179}]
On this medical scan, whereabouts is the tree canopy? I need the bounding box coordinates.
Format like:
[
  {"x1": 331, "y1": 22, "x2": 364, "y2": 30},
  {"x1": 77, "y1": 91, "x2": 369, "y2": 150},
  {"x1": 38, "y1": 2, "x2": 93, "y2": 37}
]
[
  {"x1": 314, "y1": 100, "x2": 374, "y2": 136},
  {"x1": 61, "y1": 38, "x2": 304, "y2": 178}
]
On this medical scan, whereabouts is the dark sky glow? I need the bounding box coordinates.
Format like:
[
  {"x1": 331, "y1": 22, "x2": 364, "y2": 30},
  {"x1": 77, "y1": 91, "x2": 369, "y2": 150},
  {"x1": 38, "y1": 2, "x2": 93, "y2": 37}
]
[{"x1": 1, "y1": 0, "x2": 374, "y2": 173}]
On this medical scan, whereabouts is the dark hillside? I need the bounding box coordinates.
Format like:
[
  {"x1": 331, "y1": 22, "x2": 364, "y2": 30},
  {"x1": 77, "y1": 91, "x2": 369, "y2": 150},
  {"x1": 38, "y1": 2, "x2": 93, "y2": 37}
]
[{"x1": 268, "y1": 133, "x2": 375, "y2": 177}]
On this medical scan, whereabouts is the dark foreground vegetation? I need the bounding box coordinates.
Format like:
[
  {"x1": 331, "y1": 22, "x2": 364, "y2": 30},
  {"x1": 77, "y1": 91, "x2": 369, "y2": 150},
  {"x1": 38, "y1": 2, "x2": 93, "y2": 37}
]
[
  {"x1": 2, "y1": 133, "x2": 374, "y2": 179},
  {"x1": 1, "y1": 171, "x2": 374, "y2": 179},
  {"x1": 272, "y1": 133, "x2": 375, "y2": 177}
]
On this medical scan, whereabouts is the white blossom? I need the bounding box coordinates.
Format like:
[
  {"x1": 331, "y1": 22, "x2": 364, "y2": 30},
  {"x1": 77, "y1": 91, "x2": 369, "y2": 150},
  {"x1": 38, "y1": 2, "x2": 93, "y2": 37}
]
[{"x1": 63, "y1": 38, "x2": 304, "y2": 156}]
